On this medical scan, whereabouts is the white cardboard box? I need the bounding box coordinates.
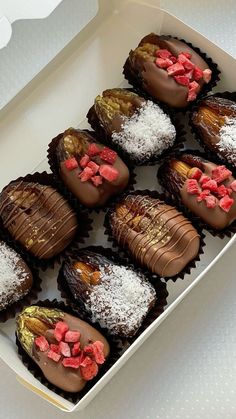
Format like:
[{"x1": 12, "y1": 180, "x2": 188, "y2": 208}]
[{"x1": 0, "y1": 0, "x2": 235, "y2": 412}]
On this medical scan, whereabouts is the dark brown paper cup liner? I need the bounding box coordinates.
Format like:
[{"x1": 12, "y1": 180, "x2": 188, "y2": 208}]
[
  {"x1": 0, "y1": 172, "x2": 93, "y2": 270},
  {"x1": 87, "y1": 92, "x2": 186, "y2": 166},
  {"x1": 157, "y1": 149, "x2": 236, "y2": 239},
  {"x1": 103, "y1": 189, "x2": 206, "y2": 282},
  {"x1": 16, "y1": 299, "x2": 124, "y2": 404},
  {"x1": 56, "y1": 245, "x2": 168, "y2": 340},
  {"x1": 0, "y1": 255, "x2": 42, "y2": 323},
  {"x1": 189, "y1": 91, "x2": 236, "y2": 171},
  {"x1": 47, "y1": 129, "x2": 137, "y2": 213},
  {"x1": 123, "y1": 34, "x2": 220, "y2": 114}
]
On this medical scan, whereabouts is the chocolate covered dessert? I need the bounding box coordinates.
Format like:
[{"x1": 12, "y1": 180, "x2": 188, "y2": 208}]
[
  {"x1": 123, "y1": 34, "x2": 213, "y2": 108},
  {"x1": 87, "y1": 88, "x2": 176, "y2": 163},
  {"x1": 51, "y1": 128, "x2": 130, "y2": 208},
  {"x1": 0, "y1": 181, "x2": 78, "y2": 259},
  {"x1": 109, "y1": 194, "x2": 200, "y2": 278},
  {"x1": 61, "y1": 249, "x2": 156, "y2": 337},
  {"x1": 158, "y1": 153, "x2": 236, "y2": 230},
  {"x1": 191, "y1": 96, "x2": 236, "y2": 167},
  {"x1": 16, "y1": 305, "x2": 110, "y2": 393},
  {"x1": 0, "y1": 242, "x2": 33, "y2": 311}
]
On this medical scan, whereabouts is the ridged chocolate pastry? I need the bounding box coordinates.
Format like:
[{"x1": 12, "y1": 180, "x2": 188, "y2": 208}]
[
  {"x1": 158, "y1": 153, "x2": 236, "y2": 230},
  {"x1": 87, "y1": 88, "x2": 176, "y2": 163},
  {"x1": 61, "y1": 249, "x2": 156, "y2": 337},
  {"x1": 0, "y1": 181, "x2": 78, "y2": 259},
  {"x1": 191, "y1": 96, "x2": 236, "y2": 167},
  {"x1": 16, "y1": 305, "x2": 110, "y2": 392},
  {"x1": 52, "y1": 128, "x2": 130, "y2": 208},
  {"x1": 123, "y1": 34, "x2": 213, "y2": 108},
  {"x1": 0, "y1": 241, "x2": 33, "y2": 311},
  {"x1": 109, "y1": 194, "x2": 200, "y2": 278}
]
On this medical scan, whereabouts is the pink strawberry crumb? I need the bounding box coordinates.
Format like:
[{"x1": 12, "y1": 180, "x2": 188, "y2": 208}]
[
  {"x1": 34, "y1": 336, "x2": 49, "y2": 352},
  {"x1": 186, "y1": 179, "x2": 201, "y2": 195},
  {"x1": 219, "y1": 195, "x2": 234, "y2": 212}
]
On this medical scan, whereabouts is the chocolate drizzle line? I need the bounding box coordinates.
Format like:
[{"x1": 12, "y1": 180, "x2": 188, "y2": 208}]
[
  {"x1": 0, "y1": 172, "x2": 92, "y2": 270},
  {"x1": 158, "y1": 149, "x2": 236, "y2": 239},
  {"x1": 104, "y1": 190, "x2": 205, "y2": 282}
]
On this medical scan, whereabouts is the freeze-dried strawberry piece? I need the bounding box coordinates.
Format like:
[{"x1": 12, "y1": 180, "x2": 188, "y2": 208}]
[
  {"x1": 50, "y1": 344, "x2": 60, "y2": 354},
  {"x1": 91, "y1": 175, "x2": 103, "y2": 187},
  {"x1": 59, "y1": 341, "x2": 71, "y2": 357},
  {"x1": 80, "y1": 360, "x2": 99, "y2": 381},
  {"x1": 219, "y1": 195, "x2": 234, "y2": 212},
  {"x1": 83, "y1": 342, "x2": 104, "y2": 364},
  {"x1": 62, "y1": 357, "x2": 81, "y2": 369},
  {"x1": 87, "y1": 143, "x2": 101, "y2": 157},
  {"x1": 193, "y1": 66, "x2": 203, "y2": 81},
  {"x1": 80, "y1": 355, "x2": 93, "y2": 368},
  {"x1": 170, "y1": 55, "x2": 177, "y2": 63},
  {"x1": 187, "y1": 90, "x2": 197, "y2": 102},
  {"x1": 87, "y1": 161, "x2": 99, "y2": 174},
  {"x1": 79, "y1": 154, "x2": 90, "y2": 169},
  {"x1": 99, "y1": 165, "x2": 119, "y2": 182},
  {"x1": 199, "y1": 174, "x2": 211, "y2": 185},
  {"x1": 35, "y1": 336, "x2": 49, "y2": 352},
  {"x1": 202, "y1": 179, "x2": 218, "y2": 192},
  {"x1": 64, "y1": 157, "x2": 78, "y2": 171},
  {"x1": 217, "y1": 184, "x2": 230, "y2": 198},
  {"x1": 202, "y1": 68, "x2": 212, "y2": 83},
  {"x1": 100, "y1": 147, "x2": 117, "y2": 165},
  {"x1": 180, "y1": 51, "x2": 192, "y2": 59},
  {"x1": 185, "y1": 69, "x2": 194, "y2": 79},
  {"x1": 79, "y1": 167, "x2": 94, "y2": 182},
  {"x1": 178, "y1": 54, "x2": 195, "y2": 70},
  {"x1": 156, "y1": 58, "x2": 173, "y2": 68},
  {"x1": 211, "y1": 165, "x2": 232, "y2": 183},
  {"x1": 174, "y1": 75, "x2": 189, "y2": 86},
  {"x1": 189, "y1": 81, "x2": 200, "y2": 92},
  {"x1": 186, "y1": 179, "x2": 201, "y2": 195},
  {"x1": 64, "y1": 330, "x2": 81, "y2": 343},
  {"x1": 197, "y1": 189, "x2": 210, "y2": 202},
  {"x1": 230, "y1": 180, "x2": 236, "y2": 192},
  {"x1": 47, "y1": 350, "x2": 61, "y2": 362},
  {"x1": 156, "y1": 49, "x2": 172, "y2": 59},
  {"x1": 54, "y1": 321, "x2": 69, "y2": 342},
  {"x1": 205, "y1": 195, "x2": 217, "y2": 208},
  {"x1": 72, "y1": 342, "x2": 81, "y2": 357},
  {"x1": 167, "y1": 62, "x2": 185, "y2": 76},
  {"x1": 188, "y1": 167, "x2": 202, "y2": 180}
]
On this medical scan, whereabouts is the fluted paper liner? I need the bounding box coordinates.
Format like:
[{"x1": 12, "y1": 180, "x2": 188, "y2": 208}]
[
  {"x1": 0, "y1": 172, "x2": 92, "y2": 270},
  {"x1": 158, "y1": 149, "x2": 236, "y2": 239},
  {"x1": 103, "y1": 189, "x2": 206, "y2": 282},
  {"x1": 123, "y1": 35, "x2": 220, "y2": 114},
  {"x1": 47, "y1": 129, "x2": 137, "y2": 213}
]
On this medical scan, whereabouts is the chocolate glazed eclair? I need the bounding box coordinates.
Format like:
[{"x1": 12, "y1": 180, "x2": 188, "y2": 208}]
[{"x1": 109, "y1": 194, "x2": 200, "y2": 278}]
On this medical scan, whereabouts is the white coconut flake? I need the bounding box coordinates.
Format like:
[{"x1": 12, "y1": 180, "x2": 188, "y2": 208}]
[
  {"x1": 111, "y1": 100, "x2": 176, "y2": 160},
  {"x1": 0, "y1": 243, "x2": 28, "y2": 309},
  {"x1": 218, "y1": 116, "x2": 236, "y2": 165},
  {"x1": 86, "y1": 264, "x2": 156, "y2": 336}
]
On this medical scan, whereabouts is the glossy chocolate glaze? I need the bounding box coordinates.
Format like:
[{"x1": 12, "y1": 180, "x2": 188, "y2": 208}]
[
  {"x1": 110, "y1": 195, "x2": 200, "y2": 277},
  {"x1": 127, "y1": 34, "x2": 209, "y2": 108},
  {"x1": 0, "y1": 182, "x2": 78, "y2": 259},
  {"x1": 192, "y1": 96, "x2": 236, "y2": 165},
  {"x1": 17, "y1": 308, "x2": 109, "y2": 393},
  {"x1": 56, "y1": 129, "x2": 130, "y2": 208},
  {"x1": 0, "y1": 242, "x2": 33, "y2": 310}
]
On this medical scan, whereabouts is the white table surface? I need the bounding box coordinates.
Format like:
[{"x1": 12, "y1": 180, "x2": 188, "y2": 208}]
[{"x1": 1, "y1": 1, "x2": 236, "y2": 418}]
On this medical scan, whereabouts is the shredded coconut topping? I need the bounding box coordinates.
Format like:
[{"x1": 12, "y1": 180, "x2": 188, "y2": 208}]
[
  {"x1": 0, "y1": 243, "x2": 29, "y2": 309},
  {"x1": 86, "y1": 264, "x2": 156, "y2": 336},
  {"x1": 111, "y1": 101, "x2": 176, "y2": 160},
  {"x1": 218, "y1": 117, "x2": 236, "y2": 165}
]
